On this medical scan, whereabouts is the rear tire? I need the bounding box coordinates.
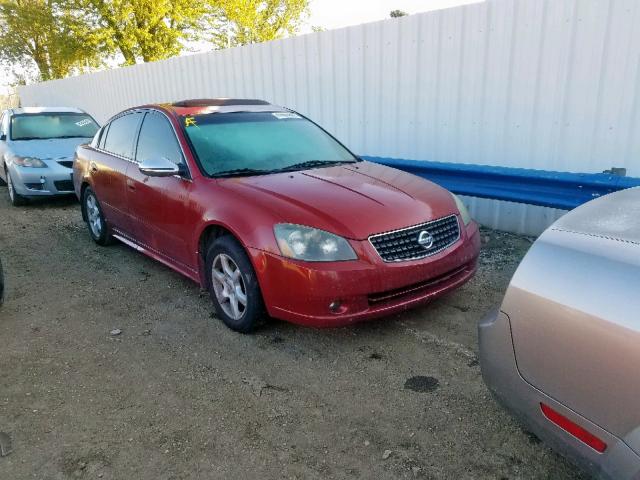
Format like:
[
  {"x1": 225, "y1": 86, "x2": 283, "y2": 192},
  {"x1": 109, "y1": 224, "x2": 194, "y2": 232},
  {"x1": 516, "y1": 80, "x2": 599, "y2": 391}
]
[
  {"x1": 82, "y1": 186, "x2": 113, "y2": 246},
  {"x1": 205, "y1": 235, "x2": 266, "y2": 333},
  {"x1": 6, "y1": 170, "x2": 27, "y2": 206}
]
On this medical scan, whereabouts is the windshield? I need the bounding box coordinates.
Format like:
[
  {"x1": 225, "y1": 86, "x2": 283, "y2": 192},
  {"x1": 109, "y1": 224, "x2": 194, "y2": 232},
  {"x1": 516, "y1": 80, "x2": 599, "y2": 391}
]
[
  {"x1": 11, "y1": 113, "x2": 99, "y2": 141},
  {"x1": 182, "y1": 112, "x2": 357, "y2": 177}
]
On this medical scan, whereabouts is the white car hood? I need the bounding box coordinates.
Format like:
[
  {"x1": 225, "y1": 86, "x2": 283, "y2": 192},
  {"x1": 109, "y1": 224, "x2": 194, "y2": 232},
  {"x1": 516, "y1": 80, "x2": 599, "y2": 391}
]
[
  {"x1": 551, "y1": 186, "x2": 640, "y2": 244},
  {"x1": 8, "y1": 137, "x2": 92, "y2": 160}
]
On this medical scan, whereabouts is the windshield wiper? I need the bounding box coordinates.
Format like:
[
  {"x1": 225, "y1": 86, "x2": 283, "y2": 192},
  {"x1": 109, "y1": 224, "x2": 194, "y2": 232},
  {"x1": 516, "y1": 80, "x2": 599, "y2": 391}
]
[
  {"x1": 213, "y1": 167, "x2": 272, "y2": 178},
  {"x1": 212, "y1": 160, "x2": 358, "y2": 178},
  {"x1": 15, "y1": 135, "x2": 91, "y2": 141},
  {"x1": 274, "y1": 159, "x2": 357, "y2": 173}
]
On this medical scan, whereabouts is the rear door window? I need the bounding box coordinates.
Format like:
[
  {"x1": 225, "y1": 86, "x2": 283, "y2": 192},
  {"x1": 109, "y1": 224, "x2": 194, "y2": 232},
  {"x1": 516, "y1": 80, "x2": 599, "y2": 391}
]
[
  {"x1": 135, "y1": 112, "x2": 184, "y2": 165},
  {"x1": 103, "y1": 113, "x2": 142, "y2": 159}
]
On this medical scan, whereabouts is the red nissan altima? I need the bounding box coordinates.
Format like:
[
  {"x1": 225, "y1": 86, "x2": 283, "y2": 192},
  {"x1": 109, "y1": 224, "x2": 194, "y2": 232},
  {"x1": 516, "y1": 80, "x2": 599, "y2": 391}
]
[{"x1": 73, "y1": 99, "x2": 480, "y2": 332}]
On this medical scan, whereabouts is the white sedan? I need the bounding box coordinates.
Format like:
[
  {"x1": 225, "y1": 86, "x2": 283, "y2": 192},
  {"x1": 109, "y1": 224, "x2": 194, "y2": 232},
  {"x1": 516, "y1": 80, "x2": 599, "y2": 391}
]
[{"x1": 0, "y1": 107, "x2": 99, "y2": 206}]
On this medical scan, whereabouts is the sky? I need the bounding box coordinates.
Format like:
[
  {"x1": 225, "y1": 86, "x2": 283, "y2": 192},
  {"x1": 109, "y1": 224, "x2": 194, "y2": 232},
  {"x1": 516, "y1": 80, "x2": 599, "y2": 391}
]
[
  {"x1": 1, "y1": 0, "x2": 483, "y2": 95},
  {"x1": 304, "y1": 0, "x2": 483, "y2": 32}
]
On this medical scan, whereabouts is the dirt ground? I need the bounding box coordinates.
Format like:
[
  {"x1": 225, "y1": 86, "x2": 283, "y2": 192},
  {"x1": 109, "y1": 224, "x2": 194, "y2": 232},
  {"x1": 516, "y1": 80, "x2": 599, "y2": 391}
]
[{"x1": 0, "y1": 188, "x2": 585, "y2": 480}]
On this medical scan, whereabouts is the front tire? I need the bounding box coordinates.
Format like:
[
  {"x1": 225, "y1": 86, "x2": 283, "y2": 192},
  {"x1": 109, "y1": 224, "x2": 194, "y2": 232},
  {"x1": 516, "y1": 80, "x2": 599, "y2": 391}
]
[
  {"x1": 205, "y1": 235, "x2": 265, "y2": 333},
  {"x1": 82, "y1": 186, "x2": 113, "y2": 246},
  {"x1": 6, "y1": 170, "x2": 27, "y2": 206}
]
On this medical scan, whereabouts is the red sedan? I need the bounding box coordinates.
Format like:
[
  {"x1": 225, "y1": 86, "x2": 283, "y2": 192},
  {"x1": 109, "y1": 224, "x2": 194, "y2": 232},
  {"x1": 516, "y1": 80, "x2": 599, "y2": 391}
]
[{"x1": 74, "y1": 99, "x2": 480, "y2": 332}]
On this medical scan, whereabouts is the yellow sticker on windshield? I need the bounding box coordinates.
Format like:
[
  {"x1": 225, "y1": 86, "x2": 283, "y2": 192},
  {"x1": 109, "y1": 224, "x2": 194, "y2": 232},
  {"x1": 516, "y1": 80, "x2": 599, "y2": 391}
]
[{"x1": 185, "y1": 116, "x2": 197, "y2": 127}]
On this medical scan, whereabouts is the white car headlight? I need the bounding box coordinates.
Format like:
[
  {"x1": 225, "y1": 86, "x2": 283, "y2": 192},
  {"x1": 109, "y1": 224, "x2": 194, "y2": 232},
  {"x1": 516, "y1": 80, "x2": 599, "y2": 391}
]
[
  {"x1": 12, "y1": 156, "x2": 47, "y2": 168},
  {"x1": 451, "y1": 193, "x2": 472, "y2": 225},
  {"x1": 274, "y1": 224, "x2": 357, "y2": 262}
]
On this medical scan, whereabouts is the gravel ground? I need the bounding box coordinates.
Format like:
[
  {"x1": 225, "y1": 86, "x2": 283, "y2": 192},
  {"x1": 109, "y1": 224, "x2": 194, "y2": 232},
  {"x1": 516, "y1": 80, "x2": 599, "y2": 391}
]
[{"x1": 0, "y1": 188, "x2": 585, "y2": 480}]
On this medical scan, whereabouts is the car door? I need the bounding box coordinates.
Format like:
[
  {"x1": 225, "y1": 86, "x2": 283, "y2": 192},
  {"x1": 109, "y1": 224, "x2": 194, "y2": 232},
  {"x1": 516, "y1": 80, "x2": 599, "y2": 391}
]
[
  {"x1": 126, "y1": 110, "x2": 195, "y2": 271},
  {"x1": 92, "y1": 111, "x2": 144, "y2": 235}
]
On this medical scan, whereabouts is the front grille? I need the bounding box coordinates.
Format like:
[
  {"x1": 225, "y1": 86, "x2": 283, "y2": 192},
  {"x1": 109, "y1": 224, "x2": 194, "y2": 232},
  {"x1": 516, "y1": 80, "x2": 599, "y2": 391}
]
[
  {"x1": 54, "y1": 180, "x2": 74, "y2": 192},
  {"x1": 57, "y1": 160, "x2": 74, "y2": 169},
  {"x1": 369, "y1": 215, "x2": 460, "y2": 262}
]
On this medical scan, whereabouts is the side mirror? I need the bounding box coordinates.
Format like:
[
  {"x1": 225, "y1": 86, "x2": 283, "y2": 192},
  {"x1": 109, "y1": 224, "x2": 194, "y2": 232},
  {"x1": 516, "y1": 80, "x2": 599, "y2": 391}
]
[{"x1": 139, "y1": 157, "x2": 183, "y2": 177}]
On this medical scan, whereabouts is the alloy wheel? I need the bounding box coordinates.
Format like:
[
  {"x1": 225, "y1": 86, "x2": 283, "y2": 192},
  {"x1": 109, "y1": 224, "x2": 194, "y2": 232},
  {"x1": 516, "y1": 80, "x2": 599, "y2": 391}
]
[
  {"x1": 85, "y1": 192, "x2": 103, "y2": 238},
  {"x1": 211, "y1": 253, "x2": 247, "y2": 321}
]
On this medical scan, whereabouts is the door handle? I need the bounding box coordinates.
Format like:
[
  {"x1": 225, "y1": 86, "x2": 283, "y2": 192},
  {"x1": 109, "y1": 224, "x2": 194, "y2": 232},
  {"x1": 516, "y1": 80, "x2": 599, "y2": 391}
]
[
  {"x1": 90, "y1": 162, "x2": 98, "y2": 173},
  {"x1": 127, "y1": 179, "x2": 136, "y2": 192}
]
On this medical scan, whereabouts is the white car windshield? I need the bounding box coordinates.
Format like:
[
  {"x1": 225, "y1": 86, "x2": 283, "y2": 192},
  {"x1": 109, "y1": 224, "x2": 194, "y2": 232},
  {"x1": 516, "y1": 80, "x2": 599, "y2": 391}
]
[{"x1": 11, "y1": 113, "x2": 99, "y2": 141}]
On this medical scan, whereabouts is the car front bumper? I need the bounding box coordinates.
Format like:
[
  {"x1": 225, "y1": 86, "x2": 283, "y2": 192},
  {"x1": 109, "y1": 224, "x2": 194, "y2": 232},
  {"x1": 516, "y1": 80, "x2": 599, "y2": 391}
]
[
  {"x1": 479, "y1": 308, "x2": 640, "y2": 480},
  {"x1": 250, "y1": 219, "x2": 481, "y2": 327},
  {"x1": 8, "y1": 162, "x2": 75, "y2": 197}
]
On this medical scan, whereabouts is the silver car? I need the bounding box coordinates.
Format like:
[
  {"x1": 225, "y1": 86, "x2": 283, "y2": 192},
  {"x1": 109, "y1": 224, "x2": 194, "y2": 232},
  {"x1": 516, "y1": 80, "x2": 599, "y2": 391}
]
[
  {"x1": 0, "y1": 107, "x2": 99, "y2": 206},
  {"x1": 480, "y1": 187, "x2": 640, "y2": 479}
]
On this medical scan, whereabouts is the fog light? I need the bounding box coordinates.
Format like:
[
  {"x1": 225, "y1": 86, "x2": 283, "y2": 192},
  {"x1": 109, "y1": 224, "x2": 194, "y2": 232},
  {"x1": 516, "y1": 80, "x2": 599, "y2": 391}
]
[{"x1": 329, "y1": 301, "x2": 342, "y2": 313}]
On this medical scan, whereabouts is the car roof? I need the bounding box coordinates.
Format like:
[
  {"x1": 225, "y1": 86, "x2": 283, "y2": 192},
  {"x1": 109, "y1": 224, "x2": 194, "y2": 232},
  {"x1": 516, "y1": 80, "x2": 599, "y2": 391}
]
[
  {"x1": 7, "y1": 106, "x2": 87, "y2": 115},
  {"x1": 552, "y1": 186, "x2": 640, "y2": 244},
  {"x1": 153, "y1": 98, "x2": 287, "y2": 117}
]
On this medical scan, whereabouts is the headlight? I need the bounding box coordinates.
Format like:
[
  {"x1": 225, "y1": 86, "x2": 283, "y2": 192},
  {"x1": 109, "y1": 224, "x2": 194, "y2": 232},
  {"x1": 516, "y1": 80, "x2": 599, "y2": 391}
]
[
  {"x1": 451, "y1": 193, "x2": 472, "y2": 225},
  {"x1": 274, "y1": 224, "x2": 357, "y2": 262},
  {"x1": 12, "y1": 156, "x2": 47, "y2": 168}
]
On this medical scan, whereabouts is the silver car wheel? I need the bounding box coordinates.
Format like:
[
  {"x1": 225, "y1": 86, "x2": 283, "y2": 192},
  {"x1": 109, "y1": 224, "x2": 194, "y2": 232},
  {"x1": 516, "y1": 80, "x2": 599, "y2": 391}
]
[
  {"x1": 85, "y1": 192, "x2": 103, "y2": 238},
  {"x1": 211, "y1": 253, "x2": 247, "y2": 321}
]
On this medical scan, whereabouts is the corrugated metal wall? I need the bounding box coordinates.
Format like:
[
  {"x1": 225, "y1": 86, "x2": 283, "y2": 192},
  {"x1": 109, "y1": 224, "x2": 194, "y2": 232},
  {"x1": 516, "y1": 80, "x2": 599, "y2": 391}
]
[{"x1": 18, "y1": 0, "x2": 640, "y2": 235}]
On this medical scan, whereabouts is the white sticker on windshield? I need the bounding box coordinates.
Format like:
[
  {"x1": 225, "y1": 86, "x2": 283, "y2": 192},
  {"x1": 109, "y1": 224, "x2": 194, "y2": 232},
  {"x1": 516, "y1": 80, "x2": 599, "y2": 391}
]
[
  {"x1": 272, "y1": 112, "x2": 301, "y2": 120},
  {"x1": 75, "y1": 119, "x2": 92, "y2": 127}
]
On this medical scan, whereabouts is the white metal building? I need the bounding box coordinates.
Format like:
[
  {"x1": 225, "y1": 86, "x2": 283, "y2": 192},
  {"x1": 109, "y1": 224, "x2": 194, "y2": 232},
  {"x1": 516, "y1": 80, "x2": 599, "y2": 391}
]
[{"x1": 18, "y1": 0, "x2": 640, "y2": 235}]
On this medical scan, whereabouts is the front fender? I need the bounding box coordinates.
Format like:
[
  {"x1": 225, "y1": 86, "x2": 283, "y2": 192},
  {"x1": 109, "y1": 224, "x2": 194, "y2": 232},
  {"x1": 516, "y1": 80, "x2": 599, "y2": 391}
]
[
  {"x1": 190, "y1": 180, "x2": 282, "y2": 251},
  {"x1": 189, "y1": 181, "x2": 284, "y2": 287}
]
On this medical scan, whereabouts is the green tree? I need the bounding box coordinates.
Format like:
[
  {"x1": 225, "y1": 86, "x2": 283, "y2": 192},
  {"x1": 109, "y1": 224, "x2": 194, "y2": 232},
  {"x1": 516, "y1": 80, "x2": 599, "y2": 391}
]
[
  {"x1": 0, "y1": 0, "x2": 311, "y2": 81},
  {"x1": 75, "y1": 0, "x2": 212, "y2": 65},
  {"x1": 211, "y1": 0, "x2": 309, "y2": 48},
  {"x1": 390, "y1": 9, "x2": 408, "y2": 18},
  {"x1": 0, "y1": 0, "x2": 101, "y2": 80}
]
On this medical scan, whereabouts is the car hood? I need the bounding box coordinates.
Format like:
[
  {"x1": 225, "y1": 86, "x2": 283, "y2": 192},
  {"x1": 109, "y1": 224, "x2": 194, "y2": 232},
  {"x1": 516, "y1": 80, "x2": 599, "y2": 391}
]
[
  {"x1": 8, "y1": 137, "x2": 92, "y2": 160},
  {"x1": 550, "y1": 186, "x2": 640, "y2": 245},
  {"x1": 220, "y1": 161, "x2": 459, "y2": 240}
]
